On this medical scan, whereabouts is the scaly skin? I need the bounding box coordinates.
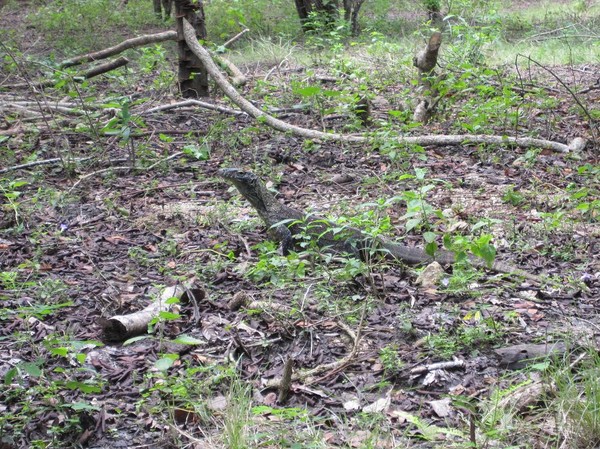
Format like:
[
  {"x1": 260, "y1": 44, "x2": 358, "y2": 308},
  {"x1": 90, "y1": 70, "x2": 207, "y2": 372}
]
[{"x1": 218, "y1": 168, "x2": 543, "y2": 284}]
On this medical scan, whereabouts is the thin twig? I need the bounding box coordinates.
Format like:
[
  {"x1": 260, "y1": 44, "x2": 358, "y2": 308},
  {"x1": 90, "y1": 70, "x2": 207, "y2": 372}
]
[
  {"x1": 141, "y1": 99, "x2": 244, "y2": 116},
  {"x1": 68, "y1": 151, "x2": 185, "y2": 192},
  {"x1": 222, "y1": 28, "x2": 249, "y2": 48},
  {"x1": 0, "y1": 157, "x2": 93, "y2": 175},
  {"x1": 516, "y1": 54, "x2": 598, "y2": 140}
]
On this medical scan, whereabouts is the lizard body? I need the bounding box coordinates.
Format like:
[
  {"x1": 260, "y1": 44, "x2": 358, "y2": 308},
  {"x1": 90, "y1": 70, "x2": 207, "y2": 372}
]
[{"x1": 219, "y1": 168, "x2": 543, "y2": 284}]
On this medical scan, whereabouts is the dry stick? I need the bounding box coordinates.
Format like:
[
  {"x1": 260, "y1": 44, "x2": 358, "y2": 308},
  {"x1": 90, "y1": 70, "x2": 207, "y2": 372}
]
[
  {"x1": 7, "y1": 57, "x2": 131, "y2": 89},
  {"x1": 409, "y1": 359, "x2": 465, "y2": 375},
  {"x1": 60, "y1": 30, "x2": 178, "y2": 68},
  {"x1": 8, "y1": 100, "x2": 102, "y2": 109},
  {"x1": 1, "y1": 102, "x2": 89, "y2": 116},
  {"x1": 516, "y1": 53, "x2": 598, "y2": 141},
  {"x1": 68, "y1": 151, "x2": 185, "y2": 192},
  {"x1": 213, "y1": 54, "x2": 247, "y2": 86},
  {"x1": 0, "y1": 157, "x2": 93, "y2": 175},
  {"x1": 141, "y1": 99, "x2": 244, "y2": 116},
  {"x1": 82, "y1": 56, "x2": 130, "y2": 79},
  {"x1": 264, "y1": 302, "x2": 367, "y2": 389},
  {"x1": 0, "y1": 41, "x2": 66, "y2": 161},
  {"x1": 103, "y1": 283, "x2": 192, "y2": 341},
  {"x1": 516, "y1": 24, "x2": 576, "y2": 43},
  {"x1": 222, "y1": 28, "x2": 249, "y2": 48},
  {"x1": 181, "y1": 19, "x2": 581, "y2": 153}
]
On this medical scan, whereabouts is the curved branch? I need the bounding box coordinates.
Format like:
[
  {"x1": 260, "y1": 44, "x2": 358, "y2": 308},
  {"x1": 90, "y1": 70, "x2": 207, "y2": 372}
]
[
  {"x1": 60, "y1": 31, "x2": 177, "y2": 68},
  {"x1": 182, "y1": 19, "x2": 583, "y2": 153}
]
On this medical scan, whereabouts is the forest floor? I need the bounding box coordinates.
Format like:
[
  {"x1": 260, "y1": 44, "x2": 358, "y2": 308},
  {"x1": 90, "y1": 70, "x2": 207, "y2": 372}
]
[{"x1": 1, "y1": 1, "x2": 599, "y2": 448}]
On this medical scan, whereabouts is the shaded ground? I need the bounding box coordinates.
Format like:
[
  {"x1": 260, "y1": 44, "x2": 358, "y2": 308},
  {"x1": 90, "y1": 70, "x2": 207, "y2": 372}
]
[{"x1": 1, "y1": 1, "x2": 599, "y2": 448}]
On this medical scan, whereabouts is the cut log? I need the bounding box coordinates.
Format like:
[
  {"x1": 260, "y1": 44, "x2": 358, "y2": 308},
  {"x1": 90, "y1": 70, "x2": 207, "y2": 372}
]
[{"x1": 102, "y1": 283, "x2": 203, "y2": 341}]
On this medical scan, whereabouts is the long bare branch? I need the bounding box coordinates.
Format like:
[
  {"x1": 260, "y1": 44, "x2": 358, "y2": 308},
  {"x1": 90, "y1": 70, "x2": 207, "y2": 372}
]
[
  {"x1": 182, "y1": 19, "x2": 583, "y2": 153},
  {"x1": 60, "y1": 31, "x2": 178, "y2": 68}
]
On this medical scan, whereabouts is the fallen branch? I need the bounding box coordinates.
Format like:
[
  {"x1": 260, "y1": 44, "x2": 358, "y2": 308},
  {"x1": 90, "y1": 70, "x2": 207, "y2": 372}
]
[
  {"x1": 516, "y1": 54, "x2": 598, "y2": 141},
  {"x1": 495, "y1": 342, "x2": 567, "y2": 370},
  {"x1": 102, "y1": 282, "x2": 201, "y2": 341},
  {"x1": 141, "y1": 99, "x2": 244, "y2": 116},
  {"x1": 410, "y1": 359, "x2": 465, "y2": 375},
  {"x1": 181, "y1": 19, "x2": 583, "y2": 153},
  {"x1": 213, "y1": 54, "x2": 247, "y2": 86},
  {"x1": 82, "y1": 56, "x2": 130, "y2": 79},
  {"x1": 1, "y1": 102, "x2": 89, "y2": 116},
  {"x1": 0, "y1": 156, "x2": 93, "y2": 175},
  {"x1": 68, "y1": 150, "x2": 185, "y2": 191},
  {"x1": 8, "y1": 57, "x2": 130, "y2": 89},
  {"x1": 60, "y1": 31, "x2": 178, "y2": 68},
  {"x1": 222, "y1": 28, "x2": 249, "y2": 48},
  {"x1": 263, "y1": 301, "x2": 367, "y2": 389}
]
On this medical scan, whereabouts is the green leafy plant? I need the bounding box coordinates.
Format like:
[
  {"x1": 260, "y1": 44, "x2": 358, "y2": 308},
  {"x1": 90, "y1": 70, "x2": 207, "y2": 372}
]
[
  {"x1": 379, "y1": 344, "x2": 404, "y2": 376},
  {"x1": 502, "y1": 185, "x2": 525, "y2": 206},
  {"x1": 0, "y1": 178, "x2": 28, "y2": 226},
  {"x1": 101, "y1": 99, "x2": 146, "y2": 165}
]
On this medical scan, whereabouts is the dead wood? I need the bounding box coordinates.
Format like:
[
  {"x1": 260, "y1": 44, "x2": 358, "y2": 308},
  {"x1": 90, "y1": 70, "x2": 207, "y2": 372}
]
[
  {"x1": 175, "y1": 0, "x2": 209, "y2": 98},
  {"x1": 494, "y1": 342, "x2": 567, "y2": 370},
  {"x1": 60, "y1": 31, "x2": 177, "y2": 68},
  {"x1": 409, "y1": 359, "x2": 465, "y2": 375},
  {"x1": 141, "y1": 99, "x2": 244, "y2": 116},
  {"x1": 497, "y1": 352, "x2": 586, "y2": 412},
  {"x1": 413, "y1": 32, "x2": 442, "y2": 123},
  {"x1": 278, "y1": 357, "x2": 294, "y2": 403},
  {"x1": 1, "y1": 102, "x2": 89, "y2": 116},
  {"x1": 222, "y1": 28, "x2": 249, "y2": 48},
  {"x1": 102, "y1": 282, "x2": 201, "y2": 341},
  {"x1": 83, "y1": 56, "x2": 130, "y2": 79},
  {"x1": 0, "y1": 156, "x2": 93, "y2": 175},
  {"x1": 414, "y1": 32, "x2": 442, "y2": 73},
  {"x1": 181, "y1": 19, "x2": 582, "y2": 153},
  {"x1": 213, "y1": 54, "x2": 247, "y2": 86},
  {"x1": 8, "y1": 57, "x2": 130, "y2": 90}
]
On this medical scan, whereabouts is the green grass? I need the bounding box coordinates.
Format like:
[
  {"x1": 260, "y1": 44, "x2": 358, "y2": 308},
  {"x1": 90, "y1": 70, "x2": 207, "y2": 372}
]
[{"x1": 27, "y1": 0, "x2": 161, "y2": 54}]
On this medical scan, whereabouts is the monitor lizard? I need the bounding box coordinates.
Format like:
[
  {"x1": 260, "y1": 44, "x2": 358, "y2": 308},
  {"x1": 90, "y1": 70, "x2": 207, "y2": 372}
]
[{"x1": 218, "y1": 168, "x2": 544, "y2": 284}]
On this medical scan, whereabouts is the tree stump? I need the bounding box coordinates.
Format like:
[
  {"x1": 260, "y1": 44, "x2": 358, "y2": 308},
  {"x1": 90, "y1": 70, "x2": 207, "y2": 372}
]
[{"x1": 175, "y1": 0, "x2": 209, "y2": 98}]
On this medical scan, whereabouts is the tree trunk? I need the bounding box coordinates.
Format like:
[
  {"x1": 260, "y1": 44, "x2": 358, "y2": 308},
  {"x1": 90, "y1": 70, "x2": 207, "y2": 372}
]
[
  {"x1": 343, "y1": 0, "x2": 365, "y2": 36},
  {"x1": 175, "y1": 0, "x2": 209, "y2": 98},
  {"x1": 294, "y1": 0, "x2": 340, "y2": 32},
  {"x1": 153, "y1": 0, "x2": 173, "y2": 19}
]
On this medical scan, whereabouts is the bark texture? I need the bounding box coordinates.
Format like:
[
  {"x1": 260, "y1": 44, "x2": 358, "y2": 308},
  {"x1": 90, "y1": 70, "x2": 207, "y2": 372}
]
[{"x1": 175, "y1": 0, "x2": 209, "y2": 98}]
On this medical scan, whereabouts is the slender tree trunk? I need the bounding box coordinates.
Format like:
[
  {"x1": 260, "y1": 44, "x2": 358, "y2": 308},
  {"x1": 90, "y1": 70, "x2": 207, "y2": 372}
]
[
  {"x1": 343, "y1": 0, "x2": 365, "y2": 36},
  {"x1": 294, "y1": 0, "x2": 340, "y2": 32},
  {"x1": 154, "y1": 0, "x2": 173, "y2": 20},
  {"x1": 175, "y1": 0, "x2": 209, "y2": 98}
]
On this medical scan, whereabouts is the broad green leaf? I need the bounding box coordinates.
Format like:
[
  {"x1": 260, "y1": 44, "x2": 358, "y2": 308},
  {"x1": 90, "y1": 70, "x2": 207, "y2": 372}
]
[
  {"x1": 154, "y1": 354, "x2": 179, "y2": 371},
  {"x1": 4, "y1": 367, "x2": 17, "y2": 384},
  {"x1": 123, "y1": 335, "x2": 150, "y2": 346},
  {"x1": 165, "y1": 296, "x2": 180, "y2": 305},
  {"x1": 65, "y1": 402, "x2": 101, "y2": 411},
  {"x1": 293, "y1": 86, "x2": 321, "y2": 97},
  {"x1": 22, "y1": 361, "x2": 42, "y2": 376},
  {"x1": 425, "y1": 241, "x2": 438, "y2": 257},
  {"x1": 405, "y1": 218, "x2": 421, "y2": 232},
  {"x1": 158, "y1": 311, "x2": 180, "y2": 321},
  {"x1": 423, "y1": 232, "x2": 437, "y2": 243},
  {"x1": 172, "y1": 335, "x2": 204, "y2": 345},
  {"x1": 65, "y1": 381, "x2": 102, "y2": 393}
]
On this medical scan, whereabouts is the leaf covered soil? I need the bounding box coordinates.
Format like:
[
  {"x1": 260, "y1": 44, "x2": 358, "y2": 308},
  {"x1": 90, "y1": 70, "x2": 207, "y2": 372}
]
[{"x1": 1, "y1": 3, "x2": 600, "y2": 449}]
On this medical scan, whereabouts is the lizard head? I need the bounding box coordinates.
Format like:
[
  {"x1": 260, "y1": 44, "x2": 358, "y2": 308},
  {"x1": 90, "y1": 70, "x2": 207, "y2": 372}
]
[{"x1": 217, "y1": 168, "x2": 271, "y2": 214}]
